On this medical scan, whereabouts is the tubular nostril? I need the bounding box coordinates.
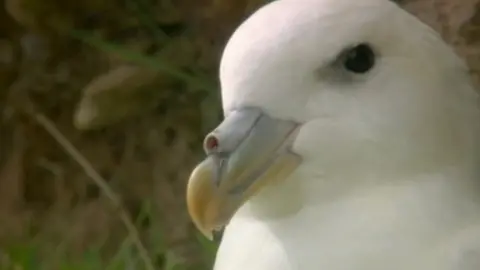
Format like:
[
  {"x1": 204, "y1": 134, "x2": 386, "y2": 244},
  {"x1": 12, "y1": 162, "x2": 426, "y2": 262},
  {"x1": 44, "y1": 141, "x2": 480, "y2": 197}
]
[{"x1": 204, "y1": 134, "x2": 220, "y2": 153}]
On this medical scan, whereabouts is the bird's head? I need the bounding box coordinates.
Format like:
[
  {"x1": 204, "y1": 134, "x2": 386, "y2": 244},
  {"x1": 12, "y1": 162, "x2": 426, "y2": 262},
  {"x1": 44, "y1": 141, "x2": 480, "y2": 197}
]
[{"x1": 187, "y1": 0, "x2": 480, "y2": 239}]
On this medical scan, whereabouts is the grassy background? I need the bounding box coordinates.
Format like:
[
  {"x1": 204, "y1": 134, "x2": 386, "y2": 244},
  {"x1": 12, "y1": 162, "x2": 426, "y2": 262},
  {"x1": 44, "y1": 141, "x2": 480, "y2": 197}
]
[
  {"x1": 1, "y1": 200, "x2": 218, "y2": 269},
  {"x1": 0, "y1": 0, "x2": 271, "y2": 269}
]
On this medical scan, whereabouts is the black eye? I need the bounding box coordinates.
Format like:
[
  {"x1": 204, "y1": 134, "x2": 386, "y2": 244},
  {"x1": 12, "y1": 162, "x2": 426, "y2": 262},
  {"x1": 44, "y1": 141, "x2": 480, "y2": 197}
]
[{"x1": 343, "y1": 44, "x2": 375, "y2": 74}]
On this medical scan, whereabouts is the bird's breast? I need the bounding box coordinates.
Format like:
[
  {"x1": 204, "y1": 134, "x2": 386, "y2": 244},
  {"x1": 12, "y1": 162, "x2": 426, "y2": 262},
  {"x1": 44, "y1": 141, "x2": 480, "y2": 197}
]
[{"x1": 213, "y1": 173, "x2": 480, "y2": 270}]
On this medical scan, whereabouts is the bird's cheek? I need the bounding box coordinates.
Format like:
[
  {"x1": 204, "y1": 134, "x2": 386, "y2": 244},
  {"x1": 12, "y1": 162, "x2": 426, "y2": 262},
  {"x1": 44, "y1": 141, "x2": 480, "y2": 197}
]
[{"x1": 292, "y1": 119, "x2": 364, "y2": 167}]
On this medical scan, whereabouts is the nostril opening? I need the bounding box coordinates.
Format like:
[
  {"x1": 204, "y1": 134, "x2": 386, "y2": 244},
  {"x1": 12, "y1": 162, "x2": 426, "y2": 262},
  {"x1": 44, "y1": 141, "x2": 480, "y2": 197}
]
[{"x1": 204, "y1": 135, "x2": 219, "y2": 152}]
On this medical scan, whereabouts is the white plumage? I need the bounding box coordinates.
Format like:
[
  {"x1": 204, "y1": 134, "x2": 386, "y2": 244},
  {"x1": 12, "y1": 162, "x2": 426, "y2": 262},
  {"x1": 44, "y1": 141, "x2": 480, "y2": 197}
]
[
  {"x1": 180, "y1": 0, "x2": 480, "y2": 270},
  {"x1": 195, "y1": 0, "x2": 480, "y2": 269}
]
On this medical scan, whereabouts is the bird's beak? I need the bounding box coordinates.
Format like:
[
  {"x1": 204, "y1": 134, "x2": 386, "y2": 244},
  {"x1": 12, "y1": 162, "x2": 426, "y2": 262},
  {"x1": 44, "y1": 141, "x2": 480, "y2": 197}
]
[{"x1": 186, "y1": 107, "x2": 302, "y2": 239}]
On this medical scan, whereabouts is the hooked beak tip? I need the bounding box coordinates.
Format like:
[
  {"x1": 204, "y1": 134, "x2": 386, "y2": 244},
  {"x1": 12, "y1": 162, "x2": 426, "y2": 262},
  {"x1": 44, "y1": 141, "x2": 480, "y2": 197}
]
[{"x1": 186, "y1": 158, "x2": 222, "y2": 240}]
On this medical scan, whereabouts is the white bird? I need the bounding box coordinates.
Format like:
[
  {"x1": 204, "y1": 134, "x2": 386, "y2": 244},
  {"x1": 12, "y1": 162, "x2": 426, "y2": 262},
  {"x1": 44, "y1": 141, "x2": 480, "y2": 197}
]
[{"x1": 186, "y1": 0, "x2": 480, "y2": 269}]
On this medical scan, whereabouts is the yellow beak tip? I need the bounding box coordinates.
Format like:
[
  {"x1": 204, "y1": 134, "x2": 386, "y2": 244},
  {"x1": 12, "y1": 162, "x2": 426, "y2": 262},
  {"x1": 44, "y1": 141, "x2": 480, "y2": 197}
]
[
  {"x1": 187, "y1": 195, "x2": 214, "y2": 241},
  {"x1": 186, "y1": 160, "x2": 217, "y2": 240},
  {"x1": 199, "y1": 228, "x2": 214, "y2": 241}
]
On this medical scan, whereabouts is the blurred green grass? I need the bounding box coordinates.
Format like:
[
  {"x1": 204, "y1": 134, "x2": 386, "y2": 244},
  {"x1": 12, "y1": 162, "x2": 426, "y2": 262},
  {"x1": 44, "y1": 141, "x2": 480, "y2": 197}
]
[{"x1": 2, "y1": 200, "x2": 218, "y2": 269}]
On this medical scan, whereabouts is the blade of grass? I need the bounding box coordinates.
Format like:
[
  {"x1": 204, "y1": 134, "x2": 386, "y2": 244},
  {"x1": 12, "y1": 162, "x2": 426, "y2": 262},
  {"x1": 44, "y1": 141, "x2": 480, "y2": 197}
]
[
  {"x1": 105, "y1": 236, "x2": 134, "y2": 270},
  {"x1": 122, "y1": 0, "x2": 215, "y2": 91},
  {"x1": 29, "y1": 111, "x2": 156, "y2": 270},
  {"x1": 70, "y1": 30, "x2": 215, "y2": 91},
  {"x1": 124, "y1": 0, "x2": 168, "y2": 45}
]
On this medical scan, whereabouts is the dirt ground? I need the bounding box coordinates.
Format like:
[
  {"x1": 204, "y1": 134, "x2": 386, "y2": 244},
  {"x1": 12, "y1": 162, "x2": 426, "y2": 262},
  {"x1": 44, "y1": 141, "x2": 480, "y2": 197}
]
[{"x1": 0, "y1": 0, "x2": 479, "y2": 269}]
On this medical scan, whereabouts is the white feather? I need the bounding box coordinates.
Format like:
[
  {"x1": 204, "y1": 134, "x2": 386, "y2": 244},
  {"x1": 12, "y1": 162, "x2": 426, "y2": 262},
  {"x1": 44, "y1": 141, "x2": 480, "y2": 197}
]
[{"x1": 214, "y1": 0, "x2": 480, "y2": 269}]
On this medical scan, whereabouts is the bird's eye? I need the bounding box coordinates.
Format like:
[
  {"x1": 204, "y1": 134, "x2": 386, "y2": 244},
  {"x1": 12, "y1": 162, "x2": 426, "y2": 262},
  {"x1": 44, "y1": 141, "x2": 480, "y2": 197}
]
[{"x1": 343, "y1": 44, "x2": 375, "y2": 74}]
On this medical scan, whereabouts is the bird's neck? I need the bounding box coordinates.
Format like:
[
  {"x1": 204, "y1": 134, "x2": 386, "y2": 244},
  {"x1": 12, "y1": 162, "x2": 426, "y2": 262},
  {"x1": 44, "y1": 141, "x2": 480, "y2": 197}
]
[
  {"x1": 238, "y1": 163, "x2": 480, "y2": 223},
  {"x1": 228, "y1": 166, "x2": 480, "y2": 269}
]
